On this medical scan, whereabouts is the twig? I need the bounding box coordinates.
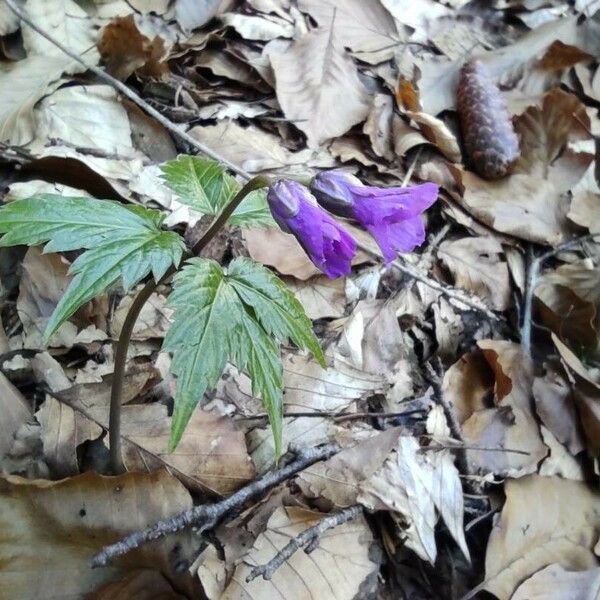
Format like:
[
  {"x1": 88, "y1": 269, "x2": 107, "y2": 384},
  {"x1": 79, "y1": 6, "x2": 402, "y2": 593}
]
[
  {"x1": 4, "y1": 0, "x2": 503, "y2": 324},
  {"x1": 246, "y1": 505, "x2": 363, "y2": 582},
  {"x1": 92, "y1": 442, "x2": 341, "y2": 567},
  {"x1": 521, "y1": 234, "x2": 598, "y2": 356},
  {"x1": 238, "y1": 409, "x2": 424, "y2": 422}
]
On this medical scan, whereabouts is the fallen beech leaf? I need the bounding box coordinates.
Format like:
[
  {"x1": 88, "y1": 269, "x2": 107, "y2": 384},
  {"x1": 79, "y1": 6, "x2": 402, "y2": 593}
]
[
  {"x1": 53, "y1": 372, "x2": 256, "y2": 494},
  {"x1": 512, "y1": 564, "x2": 600, "y2": 600},
  {"x1": 219, "y1": 506, "x2": 378, "y2": 599},
  {"x1": 438, "y1": 237, "x2": 510, "y2": 311},
  {"x1": 220, "y1": 13, "x2": 294, "y2": 40},
  {"x1": 363, "y1": 93, "x2": 395, "y2": 160},
  {"x1": 443, "y1": 341, "x2": 547, "y2": 477},
  {"x1": 286, "y1": 276, "x2": 346, "y2": 319},
  {"x1": 553, "y1": 335, "x2": 600, "y2": 456},
  {"x1": 483, "y1": 476, "x2": 600, "y2": 599},
  {"x1": 269, "y1": 26, "x2": 370, "y2": 147},
  {"x1": 0, "y1": 372, "x2": 30, "y2": 459},
  {"x1": 89, "y1": 569, "x2": 186, "y2": 600},
  {"x1": 452, "y1": 89, "x2": 593, "y2": 245},
  {"x1": 535, "y1": 260, "x2": 600, "y2": 357},
  {"x1": 569, "y1": 164, "x2": 600, "y2": 233},
  {"x1": 405, "y1": 110, "x2": 461, "y2": 163},
  {"x1": 298, "y1": 0, "x2": 401, "y2": 64},
  {"x1": 0, "y1": 470, "x2": 199, "y2": 599},
  {"x1": 98, "y1": 15, "x2": 169, "y2": 81}
]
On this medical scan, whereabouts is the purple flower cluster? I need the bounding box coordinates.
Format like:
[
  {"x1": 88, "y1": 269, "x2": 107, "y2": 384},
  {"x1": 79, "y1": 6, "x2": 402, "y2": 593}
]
[{"x1": 266, "y1": 171, "x2": 439, "y2": 278}]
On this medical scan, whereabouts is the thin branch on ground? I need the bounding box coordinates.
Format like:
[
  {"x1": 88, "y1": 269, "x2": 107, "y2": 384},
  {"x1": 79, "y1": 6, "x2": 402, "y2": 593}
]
[
  {"x1": 521, "y1": 233, "x2": 598, "y2": 355},
  {"x1": 238, "y1": 409, "x2": 424, "y2": 422},
  {"x1": 4, "y1": 0, "x2": 503, "y2": 324},
  {"x1": 91, "y1": 442, "x2": 341, "y2": 567},
  {"x1": 246, "y1": 505, "x2": 363, "y2": 582}
]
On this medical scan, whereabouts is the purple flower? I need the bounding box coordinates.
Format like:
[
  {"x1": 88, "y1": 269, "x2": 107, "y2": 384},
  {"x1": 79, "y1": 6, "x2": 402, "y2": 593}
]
[
  {"x1": 311, "y1": 170, "x2": 439, "y2": 263},
  {"x1": 267, "y1": 180, "x2": 356, "y2": 278}
]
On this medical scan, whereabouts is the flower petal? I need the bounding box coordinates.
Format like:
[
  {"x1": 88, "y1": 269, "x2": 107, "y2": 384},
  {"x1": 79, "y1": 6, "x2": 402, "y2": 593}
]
[{"x1": 367, "y1": 216, "x2": 426, "y2": 263}]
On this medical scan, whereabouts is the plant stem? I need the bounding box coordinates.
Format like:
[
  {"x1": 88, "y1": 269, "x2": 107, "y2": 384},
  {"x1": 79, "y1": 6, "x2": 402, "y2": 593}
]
[{"x1": 108, "y1": 176, "x2": 270, "y2": 473}]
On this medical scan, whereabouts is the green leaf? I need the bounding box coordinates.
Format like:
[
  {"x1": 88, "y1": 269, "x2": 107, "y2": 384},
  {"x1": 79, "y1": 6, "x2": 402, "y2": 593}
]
[
  {"x1": 160, "y1": 155, "x2": 273, "y2": 227},
  {"x1": 0, "y1": 195, "x2": 185, "y2": 340},
  {"x1": 164, "y1": 257, "x2": 324, "y2": 456}
]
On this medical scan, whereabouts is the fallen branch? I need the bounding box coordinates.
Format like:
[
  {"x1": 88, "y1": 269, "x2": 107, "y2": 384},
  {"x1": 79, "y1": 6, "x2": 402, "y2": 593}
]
[
  {"x1": 91, "y1": 442, "x2": 340, "y2": 567},
  {"x1": 4, "y1": 0, "x2": 502, "y2": 323},
  {"x1": 246, "y1": 504, "x2": 363, "y2": 582}
]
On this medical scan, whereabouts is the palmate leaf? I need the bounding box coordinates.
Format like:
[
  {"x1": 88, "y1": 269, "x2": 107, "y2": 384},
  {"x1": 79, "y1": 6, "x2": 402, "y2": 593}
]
[
  {"x1": 164, "y1": 257, "x2": 325, "y2": 455},
  {"x1": 160, "y1": 155, "x2": 274, "y2": 227},
  {"x1": 0, "y1": 195, "x2": 185, "y2": 340}
]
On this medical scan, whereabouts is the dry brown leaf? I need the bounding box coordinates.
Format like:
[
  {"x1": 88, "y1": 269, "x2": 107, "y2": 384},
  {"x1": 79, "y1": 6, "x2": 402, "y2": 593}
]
[
  {"x1": 269, "y1": 26, "x2": 370, "y2": 148},
  {"x1": 299, "y1": 427, "x2": 404, "y2": 508},
  {"x1": 111, "y1": 291, "x2": 173, "y2": 340},
  {"x1": 242, "y1": 227, "x2": 321, "y2": 280},
  {"x1": 532, "y1": 367, "x2": 585, "y2": 456},
  {"x1": 219, "y1": 506, "x2": 379, "y2": 599},
  {"x1": 0, "y1": 372, "x2": 31, "y2": 459},
  {"x1": 298, "y1": 0, "x2": 401, "y2": 64},
  {"x1": 511, "y1": 564, "x2": 600, "y2": 600},
  {"x1": 363, "y1": 93, "x2": 395, "y2": 161},
  {"x1": 452, "y1": 89, "x2": 593, "y2": 245},
  {"x1": 443, "y1": 341, "x2": 547, "y2": 477},
  {"x1": 553, "y1": 335, "x2": 600, "y2": 456},
  {"x1": 535, "y1": 259, "x2": 600, "y2": 358},
  {"x1": 89, "y1": 569, "x2": 186, "y2": 600},
  {"x1": 569, "y1": 164, "x2": 600, "y2": 234},
  {"x1": 405, "y1": 110, "x2": 461, "y2": 163},
  {"x1": 0, "y1": 55, "x2": 70, "y2": 145},
  {"x1": 220, "y1": 12, "x2": 294, "y2": 40},
  {"x1": 286, "y1": 276, "x2": 346, "y2": 320},
  {"x1": 482, "y1": 476, "x2": 600, "y2": 600},
  {"x1": 98, "y1": 15, "x2": 169, "y2": 80},
  {"x1": 438, "y1": 237, "x2": 510, "y2": 311},
  {"x1": 175, "y1": 0, "x2": 232, "y2": 30},
  {"x1": 53, "y1": 371, "x2": 256, "y2": 494},
  {"x1": 189, "y1": 120, "x2": 335, "y2": 174},
  {"x1": 358, "y1": 429, "x2": 468, "y2": 564},
  {"x1": 0, "y1": 469, "x2": 199, "y2": 599}
]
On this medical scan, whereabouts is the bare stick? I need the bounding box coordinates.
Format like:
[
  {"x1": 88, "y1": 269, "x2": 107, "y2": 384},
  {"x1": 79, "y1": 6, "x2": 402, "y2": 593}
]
[
  {"x1": 92, "y1": 442, "x2": 340, "y2": 567},
  {"x1": 521, "y1": 234, "x2": 598, "y2": 355},
  {"x1": 4, "y1": 0, "x2": 502, "y2": 323},
  {"x1": 246, "y1": 505, "x2": 363, "y2": 582}
]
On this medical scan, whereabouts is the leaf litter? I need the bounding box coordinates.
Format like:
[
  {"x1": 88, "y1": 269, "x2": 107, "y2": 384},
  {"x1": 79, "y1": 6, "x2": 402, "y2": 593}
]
[{"x1": 0, "y1": 0, "x2": 600, "y2": 598}]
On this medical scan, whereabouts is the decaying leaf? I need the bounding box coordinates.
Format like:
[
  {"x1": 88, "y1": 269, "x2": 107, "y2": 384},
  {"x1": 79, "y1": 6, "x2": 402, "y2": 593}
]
[
  {"x1": 286, "y1": 275, "x2": 346, "y2": 320},
  {"x1": 438, "y1": 237, "x2": 510, "y2": 311},
  {"x1": 98, "y1": 15, "x2": 169, "y2": 80},
  {"x1": 569, "y1": 164, "x2": 600, "y2": 234},
  {"x1": 483, "y1": 476, "x2": 600, "y2": 600},
  {"x1": 0, "y1": 469, "x2": 200, "y2": 599},
  {"x1": 88, "y1": 569, "x2": 186, "y2": 600},
  {"x1": 0, "y1": 372, "x2": 31, "y2": 459},
  {"x1": 269, "y1": 25, "x2": 370, "y2": 147},
  {"x1": 442, "y1": 340, "x2": 547, "y2": 476},
  {"x1": 218, "y1": 506, "x2": 379, "y2": 599}
]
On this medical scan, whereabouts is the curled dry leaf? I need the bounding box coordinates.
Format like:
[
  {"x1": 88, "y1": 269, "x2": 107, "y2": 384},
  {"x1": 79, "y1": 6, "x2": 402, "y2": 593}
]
[
  {"x1": 363, "y1": 93, "x2": 395, "y2": 161},
  {"x1": 438, "y1": 236, "x2": 510, "y2": 311},
  {"x1": 405, "y1": 110, "x2": 461, "y2": 163},
  {"x1": 451, "y1": 89, "x2": 593, "y2": 245},
  {"x1": 482, "y1": 476, "x2": 600, "y2": 600},
  {"x1": 269, "y1": 25, "x2": 370, "y2": 148},
  {"x1": 0, "y1": 469, "x2": 199, "y2": 599},
  {"x1": 98, "y1": 15, "x2": 169, "y2": 81},
  {"x1": 442, "y1": 340, "x2": 547, "y2": 477},
  {"x1": 218, "y1": 506, "x2": 379, "y2": 599}
]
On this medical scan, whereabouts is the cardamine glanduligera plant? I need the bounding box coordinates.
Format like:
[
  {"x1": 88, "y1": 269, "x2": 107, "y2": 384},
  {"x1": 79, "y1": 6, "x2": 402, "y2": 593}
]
[{"x1": 0, "y1": 157, "x2": 438, "y2": 472}]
